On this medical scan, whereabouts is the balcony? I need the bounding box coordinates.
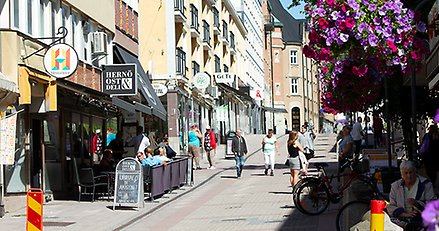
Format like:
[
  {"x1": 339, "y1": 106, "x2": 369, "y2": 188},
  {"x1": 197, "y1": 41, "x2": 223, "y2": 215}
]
[
  {"x1": 202, "y1": 20, "x2": 212, "y2": 51},
  {"x1": 174, "y1": 0, "x2": 186, "y2": 23},
  {"x1": 213, "y1": 8, "x2": 220, "y2": 36},
  {"x1": 190, "y1": 4, "x2": 200, "y2": 38},
  {"x1": 176, "y1": 47, "x2": 187, "y2": 79}
]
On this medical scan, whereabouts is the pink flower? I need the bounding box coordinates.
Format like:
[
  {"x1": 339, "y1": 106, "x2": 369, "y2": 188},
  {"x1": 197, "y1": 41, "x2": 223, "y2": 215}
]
[
  {"x1": 345, "y1": 18, "x2": 355, "y2": 28},
  {"x1": 318, "y1": 18, "x2": 329, "y2": 30},
  {"x1": 386, "y1": 40, "x2": 397, "y2": 53},
  {"x1": 326, "y1": 0, "x2": 334, "y2": 5},
  {"x1": 410, "y1": 51, "x2": 421, "y2": 60},
  {"x1": 322, "y1": 66, "x2": 329, "y2": 73},
  {"x1": 341, "y1": 4, "x2": 348, "y2": 12}
]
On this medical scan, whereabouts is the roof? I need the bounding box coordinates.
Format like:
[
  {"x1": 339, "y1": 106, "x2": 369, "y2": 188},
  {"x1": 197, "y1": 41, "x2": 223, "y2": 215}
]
[{"x1": 269, "y1": 0, "x2": 303, "y2": 43}]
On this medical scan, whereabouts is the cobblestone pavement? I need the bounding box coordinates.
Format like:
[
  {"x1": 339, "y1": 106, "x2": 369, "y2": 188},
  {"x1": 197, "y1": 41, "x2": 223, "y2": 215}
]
[
  {"x1": 121, "y1": 133, "x2": 340, "y2": 231},
  {"x1": 0, "y1": 133, "x2": 339, "y2": 231}
]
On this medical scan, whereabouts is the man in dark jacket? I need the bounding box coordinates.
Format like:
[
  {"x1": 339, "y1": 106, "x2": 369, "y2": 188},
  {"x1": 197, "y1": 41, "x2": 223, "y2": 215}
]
[{"x1": 231, "y1": 129, "x2": 247, "y2": 178}]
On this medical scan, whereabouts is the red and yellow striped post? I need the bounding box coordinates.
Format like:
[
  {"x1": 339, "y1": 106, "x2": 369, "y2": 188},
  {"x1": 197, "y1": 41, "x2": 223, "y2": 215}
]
[
  {"x1": 26, "y1": 188, "x2": 43, "y2": 231},
  {"x1": 370, "y1": 200, "x2": 386, "y2": 231}
]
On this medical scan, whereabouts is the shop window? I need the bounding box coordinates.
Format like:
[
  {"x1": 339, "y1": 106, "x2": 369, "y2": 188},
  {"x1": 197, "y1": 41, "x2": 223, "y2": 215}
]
[{"x1": 291, "y1": 107, "x2": 300, "y2": 131}]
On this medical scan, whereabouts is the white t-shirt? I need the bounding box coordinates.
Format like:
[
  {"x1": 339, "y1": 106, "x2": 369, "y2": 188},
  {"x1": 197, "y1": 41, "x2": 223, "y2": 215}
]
[
  {"x1": 351, "y1": 122, "x2": 363, "y2": 141},
  {"x1": 263, "y1": 136, "x2": 277, "y2": 154}
]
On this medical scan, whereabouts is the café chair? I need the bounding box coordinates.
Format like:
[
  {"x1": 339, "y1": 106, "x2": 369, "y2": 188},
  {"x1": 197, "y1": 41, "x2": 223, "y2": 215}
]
[{"x1": 77, "y1": 168, "x2": 109, "y2": 202}]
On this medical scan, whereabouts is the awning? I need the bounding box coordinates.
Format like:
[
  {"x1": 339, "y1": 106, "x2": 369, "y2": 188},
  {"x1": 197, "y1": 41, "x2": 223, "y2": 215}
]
[
  {"x1": 114, "y1": 45, "x2": 167, "y2": 121},
  {"x1": 217, "y1": 83, "x2": 253, "y2": 102},
  {"x1": 111, "y1": 97, "x2": 135, "y2": 113},
  {"x1": 0, "y1": 72, "x2": 19, "y2": 111},
  {"x1": 263, "y1": 106, "x2": 288, "y2": 113}
]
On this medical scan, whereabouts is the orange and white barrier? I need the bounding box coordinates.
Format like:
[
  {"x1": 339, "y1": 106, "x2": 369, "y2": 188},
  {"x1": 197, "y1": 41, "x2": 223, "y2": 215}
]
[{"x1": 26, "y1": 188, "x2": 43, "y2": 231}]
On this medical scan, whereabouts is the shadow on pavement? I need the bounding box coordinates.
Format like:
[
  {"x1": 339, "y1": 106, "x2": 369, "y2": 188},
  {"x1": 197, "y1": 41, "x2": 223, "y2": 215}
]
[{"x1": 220, "y1": 175, "x2": 239, "y2": 179}]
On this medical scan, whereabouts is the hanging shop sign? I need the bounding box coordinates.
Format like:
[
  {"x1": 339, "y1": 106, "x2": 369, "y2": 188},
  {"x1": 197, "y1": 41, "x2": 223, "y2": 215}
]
[
  {"x1": 193, "y1": 73, "x2": 210, "y2": 89},
  {"x1": 151, "y1": 83, "x2": 168, "y2": 97},
  {"x1": 43, "y1": 43, "x2": 79, "y2": 79},
  {"x1": 214, "y1": 72, "x2": 235, "y2": 84},
  {"x1": 251, "y1": 88, "x2": 264, "y2": 101},
  {"x1": 102, "y1": 64, "x2": 137, "y2": 96}
]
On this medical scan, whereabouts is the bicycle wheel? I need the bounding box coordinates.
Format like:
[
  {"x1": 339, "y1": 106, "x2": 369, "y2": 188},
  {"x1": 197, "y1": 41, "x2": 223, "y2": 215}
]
[
  {"x1": 336, "y1": 200, "x2": 370, "y2": 231},
  {"x1": 294, "y1": 180, "x2": 330, "y2": 215},
  {"x1": 352, "y1": 175, "x2": 386, "y2": 201},
  {"x1": 293, "y1": 176, "x2": 320, "y2": 195}
]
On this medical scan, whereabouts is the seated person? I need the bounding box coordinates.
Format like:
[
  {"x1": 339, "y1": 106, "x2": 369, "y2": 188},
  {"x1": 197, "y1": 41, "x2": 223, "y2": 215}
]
[
  {"x1": 156, "y1": 135, "x2": 177, "y2": 159},
  {"x1": 136, "y1": 149, "x2": 164, "y2": 167},
  {"x1": 387, "y1": 161, "x2": 436, "y2": 230},
  {"x1": 97, "y1": 149, "x2": 115, "y2": 172},
  {"x1": 156, "y1": 146, "x2": 170, "y2": 162}
]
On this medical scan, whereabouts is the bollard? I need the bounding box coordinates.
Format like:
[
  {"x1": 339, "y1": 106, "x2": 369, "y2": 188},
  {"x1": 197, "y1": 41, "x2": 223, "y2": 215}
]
[
  {"x1": 370, "y1": 200, "x2": 386, "y2": 231},
  {"x1": 26, "y1": 188, "x2": 43, "y2": 231}
]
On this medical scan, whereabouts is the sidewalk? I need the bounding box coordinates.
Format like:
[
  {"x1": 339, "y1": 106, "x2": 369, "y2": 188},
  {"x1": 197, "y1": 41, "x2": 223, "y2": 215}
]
[{"x1": 0, "y1": 133, "x2": 340, "y2": 231}]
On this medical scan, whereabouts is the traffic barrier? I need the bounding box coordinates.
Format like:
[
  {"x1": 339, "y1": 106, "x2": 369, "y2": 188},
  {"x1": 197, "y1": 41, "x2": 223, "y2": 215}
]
[
  {"x1": 26, "y1": 188, "x2": 43, "y2": 231},
  {"x1": 370, "y1": 200, "x2": 386, "y2": 231}
]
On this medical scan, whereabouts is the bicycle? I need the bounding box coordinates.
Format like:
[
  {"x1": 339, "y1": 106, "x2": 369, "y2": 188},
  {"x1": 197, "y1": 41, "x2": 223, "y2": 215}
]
[
  {"x1": 336, "y1": 200, "x2": 370, "y2": 231},
  {"x1": 293, "y1": 157, "x2": 385, "y2": 215},
  {"x1": 292, "y1": 162, "x2": 328, "y2": 195}
]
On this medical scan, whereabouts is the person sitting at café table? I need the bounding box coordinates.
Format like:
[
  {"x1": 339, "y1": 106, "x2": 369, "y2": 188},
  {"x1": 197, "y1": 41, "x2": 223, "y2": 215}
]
[
  {"x1": 156, "y1": 146, "x2": 170, "y2": 162},
  {"x1": 97, "y1": 149, "x2": 115, "y2": 172},
  {"x1": 387, "y1": 160, "x2": 436, "y2": 230},
  {"x1": 137, "y1": 149, "x2": 164, "y2": 167}
]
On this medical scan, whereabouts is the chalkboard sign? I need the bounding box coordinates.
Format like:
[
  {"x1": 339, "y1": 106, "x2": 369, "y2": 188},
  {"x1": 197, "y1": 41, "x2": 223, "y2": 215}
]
[{"x1": 113, "y1": 157, "x2": 143, "y2": 210}]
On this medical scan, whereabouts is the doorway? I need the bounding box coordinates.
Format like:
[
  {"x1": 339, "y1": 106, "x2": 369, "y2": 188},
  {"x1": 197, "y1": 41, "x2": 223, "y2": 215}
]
[{"x1": 31, "y1": 118, "x2": 43, "y2": 188}]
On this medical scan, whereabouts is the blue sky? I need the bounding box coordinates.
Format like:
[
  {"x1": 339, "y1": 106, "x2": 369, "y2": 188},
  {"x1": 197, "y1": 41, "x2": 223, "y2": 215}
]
[{"x1": 280, "y1": 0, "x2": 306, "y2": 19}]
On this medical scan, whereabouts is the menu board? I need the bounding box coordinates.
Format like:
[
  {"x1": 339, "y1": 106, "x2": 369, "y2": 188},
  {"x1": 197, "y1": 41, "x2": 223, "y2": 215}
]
[{"x1": 113, "y1": 157, "x2": 143, "y2": 209}]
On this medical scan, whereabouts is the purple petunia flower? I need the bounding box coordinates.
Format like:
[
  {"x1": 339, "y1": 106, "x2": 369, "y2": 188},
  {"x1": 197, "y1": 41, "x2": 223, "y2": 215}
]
[
  {"x1": 383, "y1": 16, "x2": 391, "y2": 26},
  {"x1": 422, "y1": 200, "x2": 439, "y2": 231},
  {"x1": 373, "y1": 18, "x2": 381, "y2": 25},
  {"x1": 339, "y1": 33, "x2": 349, "y2": 43},
  {"x1": 417, "y1": 22, "x2": 427, "y2": 33},
  {"x1": 368, "y1": 4, "x2": 377, "y2": 11},
  {"x1": 434, "y1": 109, "x2": 439, "y2": 123},
  {"x1": 347, "y1": 0, "x2": 359, "y2": 11},
  {"x1": 358, "y1": 22, "x2": 368, "y2": 33},
  {"x1": 379, "y1": 6, "x2": 387, "y2": 16},
  {"x1": 368, "y1": 34, "x2": 378, "y2": 46},
  {"x1": 376, "y1": 26, "x2": 383, "y2": 34},
  {"x1": 317, "y1": 8, "x2": 327, "y2": 17}
]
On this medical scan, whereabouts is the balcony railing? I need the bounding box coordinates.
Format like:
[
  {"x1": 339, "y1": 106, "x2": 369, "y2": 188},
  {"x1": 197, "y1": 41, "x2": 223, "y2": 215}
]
[
  {"x1": 190, "y1": 4, "x2": 199, "y2": 32},
  {"x1": 174, "y1": 0, "x2": 186, "y2": 21},
  {"x1": 203, "y1": 20, "x2": 210, "y2": 45},
  {"x1": 176, "y1": 47, "x2": 186, "y2": 77}
]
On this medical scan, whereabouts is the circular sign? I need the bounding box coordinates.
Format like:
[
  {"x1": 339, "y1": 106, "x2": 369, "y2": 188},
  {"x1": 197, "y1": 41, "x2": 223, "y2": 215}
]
[
  {"x1": 193, "y1": 73, "x2": 210, "y2": 89},
  {"x1": 151, "y1": 83, "x2": 168, "y2": 97},
  {"x1": 43, "y1": 43, "x2": 79, "y2": 79}
]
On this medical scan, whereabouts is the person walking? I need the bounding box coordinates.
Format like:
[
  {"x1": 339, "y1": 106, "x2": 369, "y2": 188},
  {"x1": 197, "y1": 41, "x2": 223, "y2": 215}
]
[
  {"x1": 351, "y1": 117, "x2": 365, "y2": 155},
  {"x1": 203, "y1": 125, "x2": 217, "y2": 169},
  {"x1": 188, "y1": 124, "x2": 203, "y2": 170},
  {"x1": 231, "y1": 129, "x2": 248, "y2": 178},
  {"x1": 373, "y1": 112, "x2": 384, "y2": 148},
  {"x1": 287, "y1": 130, "x2": 304, "y2": 187},
  {"x1": 262, "y1": 129, "x2": 277, "y2": 176}
]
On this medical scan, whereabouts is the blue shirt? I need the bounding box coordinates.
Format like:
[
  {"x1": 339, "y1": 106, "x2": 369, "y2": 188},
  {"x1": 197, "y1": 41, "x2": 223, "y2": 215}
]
[
  {"x1": 141, "y1": 157, "x2": 163, "y2": 167},
  {"x1": 188, "y1": 131, "x2": 200, "y2": 146}
]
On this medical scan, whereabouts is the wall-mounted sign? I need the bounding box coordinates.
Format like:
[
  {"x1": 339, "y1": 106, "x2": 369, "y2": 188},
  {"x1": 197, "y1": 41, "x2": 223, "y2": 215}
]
[
  {"x1": 102, "y1": 64, "x2": 137, "y2": 96},
  {"x1": 151, "y1": 83, "x2": 168, "y2": 97},
  {"x1": 43, "y1": 43, "x2": 79, "y2": 79},
  {"x1": 214, "y1": 72, "x2": 235, "y2": 84},
  {"x1": 193, "y1": 73, "x2": 210, "y2": 89},
  {"x1": 251, "y1": 88, "x2": 264, "y2": 101}
]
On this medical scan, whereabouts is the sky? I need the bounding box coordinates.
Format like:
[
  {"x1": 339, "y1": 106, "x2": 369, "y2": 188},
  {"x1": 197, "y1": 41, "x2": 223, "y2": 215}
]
[{"x1": 280, "y1": 0, "x2": 306, "y2": 19}]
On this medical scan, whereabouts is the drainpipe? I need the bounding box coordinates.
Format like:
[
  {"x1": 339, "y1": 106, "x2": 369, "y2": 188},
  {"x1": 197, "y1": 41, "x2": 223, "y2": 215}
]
[{"x1": 0, "y1": 28, "x2": 4, "y2": 218}]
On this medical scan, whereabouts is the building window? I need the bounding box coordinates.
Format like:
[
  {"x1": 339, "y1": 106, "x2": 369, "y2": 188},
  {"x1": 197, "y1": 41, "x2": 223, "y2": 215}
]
[
  {"x1": 27, "y1": 0, "x2": 33, "y2": 34},
  {"x1": 223, "y1": 64, "x2": 229, "y2": 73},
  {"x1": 291, "y1": 78, "x2": 298, "y2": 94},
  {"x1": 290, "y1": 49, "x2": 298, "y2": 65},
  {"x1": 190, "y1": 4, "x2": 198, "y2": 32},
  {"x1": 274, "y1": 50, "x2": 280, "y2": 63},
  {"x1": 40, "y1": 0, "x2": 45, "y2": 36},
  {"x1": 214, "y1": 55, "x2": 220, "y2": 73},
  {"x1": 275, "y1": 83, "x2": 280, "y2": 96},
  {"x1": 192, "y1": 61, "x2": 199, "y2": 76},
  {"x1": 13, "y1": 0, "x2": 19, "y2": 28},
  {"x1": 176, "y1": 47, "x2": 186, "y2": 77},
  {"x1": 202, "y1": 20, "x2": 210, "y2": 44},
  {"x1": 291, "y1": 107, "x2": 300, "y2": 131},
  {"x1": 222, "y1": 20, "x2": 228, "y2": 41},
  {"x1": 51, "y1": 0, "x2": 56, "y2": 38}
]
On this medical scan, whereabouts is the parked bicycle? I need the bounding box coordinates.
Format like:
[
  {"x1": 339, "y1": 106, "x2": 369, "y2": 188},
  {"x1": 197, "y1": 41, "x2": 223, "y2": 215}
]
[{"x1": 293, "y1": 157, "x2": 385, "y2": 215}]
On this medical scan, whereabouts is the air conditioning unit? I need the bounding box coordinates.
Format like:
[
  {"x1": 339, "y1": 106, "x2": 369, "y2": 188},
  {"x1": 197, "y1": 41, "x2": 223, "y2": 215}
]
[{"x1": 92, "y1": 32, "x2": 108, "y2": 55}]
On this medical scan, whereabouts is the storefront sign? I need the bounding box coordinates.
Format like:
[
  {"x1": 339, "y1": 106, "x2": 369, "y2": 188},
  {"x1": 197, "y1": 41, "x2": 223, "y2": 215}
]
[
  {"x1": 193, "y1": 73, "x2": 210, "y2": 89},
  {"x1": 251, "y1": 88, "x2": 264, "y2": 101},
  {"x1": 214, "y1": 72, "x2": 235, "y2": 84},
  {"x1": 152, "y1": 83, "x2": 168, "y2": 97},
  {"x1": 0, "y1": 114, "x2": 17, "y2": 165},
  {"x1": 43, "y1": 43, "x2": 79, "y2": 79},
  {"x1": 113, "y1": 157, "x2": 143, "y2": 210},
  {"x1": 102, "y1": 64, "x2": 137, "y2": 96}
]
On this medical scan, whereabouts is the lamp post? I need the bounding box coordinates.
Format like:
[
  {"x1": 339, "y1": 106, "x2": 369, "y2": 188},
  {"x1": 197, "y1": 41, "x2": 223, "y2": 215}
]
[{"x1": 270, "y1": 29, "x2": 276, "y2": 134}]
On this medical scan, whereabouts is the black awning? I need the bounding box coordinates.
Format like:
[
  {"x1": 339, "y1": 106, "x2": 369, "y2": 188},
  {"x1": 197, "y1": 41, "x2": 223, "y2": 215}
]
[
  {"x1": 263, "y1": 106, "x2": 288, "y2": 113},
  {"x1": 217, "y1": 83, "x2": 253, "y2": 102},
  {"x1": 112, "y1": 97, "x2": 135, "y2": 113},
  {"x1": 114, "y1": 45, "x2": 167, "y2": 121},
  {"x1": 134, "y1": 101, "x2": 152, "y2": 114}
]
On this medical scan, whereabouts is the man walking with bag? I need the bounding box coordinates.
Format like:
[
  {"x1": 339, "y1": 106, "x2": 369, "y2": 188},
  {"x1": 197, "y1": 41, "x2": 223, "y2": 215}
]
[{"x1": 232, "y1": 129, "x2": 248, "y2": 178}]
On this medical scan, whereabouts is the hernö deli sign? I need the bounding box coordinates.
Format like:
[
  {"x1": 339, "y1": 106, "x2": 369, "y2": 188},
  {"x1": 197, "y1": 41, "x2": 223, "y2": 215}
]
[{"x1": 102, "y1": 64, "x2": 137, "y2": 96}]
